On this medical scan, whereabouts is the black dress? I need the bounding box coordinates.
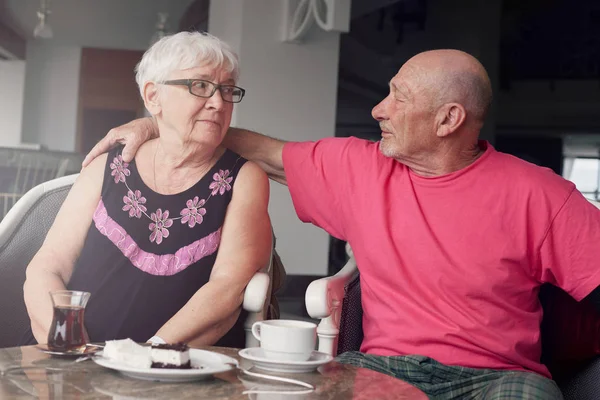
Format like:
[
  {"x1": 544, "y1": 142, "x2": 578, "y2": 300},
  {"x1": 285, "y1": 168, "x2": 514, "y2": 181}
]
[{"x1": 21, "y1": 146, "x2": 248, "y2": 347}]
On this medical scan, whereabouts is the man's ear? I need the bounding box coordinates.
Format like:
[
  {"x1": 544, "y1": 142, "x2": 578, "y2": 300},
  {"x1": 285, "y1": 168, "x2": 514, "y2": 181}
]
[
  {"x1": 143, "y1": 82, "x2": 161, "y2": 115},
  {"x1": 435, "y1": 103, "x2": 466, "y2": 138}
]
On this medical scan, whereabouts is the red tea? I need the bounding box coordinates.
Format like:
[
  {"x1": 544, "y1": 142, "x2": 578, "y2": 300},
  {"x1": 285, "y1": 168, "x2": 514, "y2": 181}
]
[{"x1": 47, "y1": 305, "x2": 89, "y2": 351}]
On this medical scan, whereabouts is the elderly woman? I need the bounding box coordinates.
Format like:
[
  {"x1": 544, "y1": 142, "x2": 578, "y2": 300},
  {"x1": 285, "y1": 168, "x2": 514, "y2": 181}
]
[{"x1": 21, "y1": 32, "x2": 271, "y2": 347}]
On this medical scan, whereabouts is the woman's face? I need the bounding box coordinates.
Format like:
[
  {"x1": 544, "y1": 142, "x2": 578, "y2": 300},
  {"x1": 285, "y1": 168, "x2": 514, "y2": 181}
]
[{"x1": 154, "y1": 64, "x2": 235, "y2": 148}]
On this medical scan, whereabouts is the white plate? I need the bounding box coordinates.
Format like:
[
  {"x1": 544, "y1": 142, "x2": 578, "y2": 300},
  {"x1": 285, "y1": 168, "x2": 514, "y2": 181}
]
[
  {"x1": 238, "y1": 348, "x2": 332, "y2": 373},
  {"x1": 93, "y1": 349, "x2": 237, "y2": 382}
]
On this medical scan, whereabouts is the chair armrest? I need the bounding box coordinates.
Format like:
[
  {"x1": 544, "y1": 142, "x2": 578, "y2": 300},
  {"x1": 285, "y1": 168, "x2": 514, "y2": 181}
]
[
  {"x1": 242, "y1": 235, "x2": 275, "y2": 349},
  {"x1": 305, "y1": 257, "x2": 358, "y2": 318},
  {"x1": 305, "y1": 244, "x2": 358, "y2": 355},
  {"x1": 242, "y1": 271, "x2": 270, "y2": 349},
  {"x1": 243, "y1": 271, "x2": 271, "y2": 313}
]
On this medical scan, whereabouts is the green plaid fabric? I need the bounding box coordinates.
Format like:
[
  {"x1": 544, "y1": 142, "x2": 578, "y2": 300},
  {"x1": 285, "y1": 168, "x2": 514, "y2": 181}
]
[{"x1": 336, "y1": 352, "x2": 562, "y2": 400}]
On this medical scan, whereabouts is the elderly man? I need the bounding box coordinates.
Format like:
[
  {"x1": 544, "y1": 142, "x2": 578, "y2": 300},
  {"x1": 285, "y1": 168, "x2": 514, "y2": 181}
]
[{"x1": 85, "y1": 49, "x2": 600, "y2": 399}]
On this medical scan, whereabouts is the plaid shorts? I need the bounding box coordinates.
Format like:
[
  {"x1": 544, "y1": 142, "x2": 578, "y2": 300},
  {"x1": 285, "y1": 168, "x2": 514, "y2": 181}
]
[{"x1": 335, "y1": 352, "x2": 563, "y2": 400}]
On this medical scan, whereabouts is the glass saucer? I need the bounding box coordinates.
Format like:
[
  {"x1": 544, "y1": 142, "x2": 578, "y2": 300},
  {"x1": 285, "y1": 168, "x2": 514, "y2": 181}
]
[{"x1": 35, "y1": 343, "x2": 103, "y2": 358}]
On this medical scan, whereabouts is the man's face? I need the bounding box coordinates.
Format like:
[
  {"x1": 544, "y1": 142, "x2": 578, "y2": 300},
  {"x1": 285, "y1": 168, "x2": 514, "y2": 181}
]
[{"x1": 371, "y1": 65, "x2": 436, "y2": 160}]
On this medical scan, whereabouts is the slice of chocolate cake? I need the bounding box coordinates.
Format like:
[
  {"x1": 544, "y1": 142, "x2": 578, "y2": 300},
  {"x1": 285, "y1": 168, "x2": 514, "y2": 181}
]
[{"x1": 150, "y1": 343, "x2": 191, "y2": 369}]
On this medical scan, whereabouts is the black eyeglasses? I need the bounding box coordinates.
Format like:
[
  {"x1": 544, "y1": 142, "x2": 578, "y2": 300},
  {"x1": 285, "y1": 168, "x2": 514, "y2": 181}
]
[{"x1": 161, "y1": 79, "x2": 246, "y2": 103}]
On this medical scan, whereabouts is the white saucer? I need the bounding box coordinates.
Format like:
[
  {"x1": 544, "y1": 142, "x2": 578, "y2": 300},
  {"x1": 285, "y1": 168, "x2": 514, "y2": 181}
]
[
  {"x1": 238, "y1": 348, "x2": 332, "y2": 373},
  {"x1": 93, "y1": 349, "x2": 237, "y2": 382}
]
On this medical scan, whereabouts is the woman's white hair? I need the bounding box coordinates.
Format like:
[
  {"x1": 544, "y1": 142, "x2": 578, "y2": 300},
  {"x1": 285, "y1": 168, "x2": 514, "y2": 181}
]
[{"x1": 135, "y1": 31, "x2": 239, "y2": 95}]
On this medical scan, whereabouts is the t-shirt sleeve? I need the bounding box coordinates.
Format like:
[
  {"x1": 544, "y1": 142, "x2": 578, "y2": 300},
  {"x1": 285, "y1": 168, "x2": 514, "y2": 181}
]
[
  {"x1": 282, "y1": 137, "x2": 366, "y2": 240},
  {"x1": 539, "y1": 190, "x2": 600, "y2": 301}
]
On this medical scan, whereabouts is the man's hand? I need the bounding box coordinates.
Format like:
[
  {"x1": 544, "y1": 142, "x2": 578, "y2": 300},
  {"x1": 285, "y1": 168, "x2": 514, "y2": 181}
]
[{"x1": 82, "y1": 117, "x2": 158, "y2": 167}]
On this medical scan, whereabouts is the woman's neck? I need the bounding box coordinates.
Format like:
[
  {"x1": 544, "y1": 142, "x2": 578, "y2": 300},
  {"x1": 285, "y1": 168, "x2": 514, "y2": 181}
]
[
  {"x1": 155, "y1": 137, "x2": 216, "y2": 169},
  {"x1": 147, "y1": 138, "x2": 223, "y2": 195}
]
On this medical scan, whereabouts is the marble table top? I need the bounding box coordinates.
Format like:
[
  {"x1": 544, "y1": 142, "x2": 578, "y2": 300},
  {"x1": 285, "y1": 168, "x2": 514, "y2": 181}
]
[{"x1": 0, "y1": 345, "x2": 427, "y2": 399}]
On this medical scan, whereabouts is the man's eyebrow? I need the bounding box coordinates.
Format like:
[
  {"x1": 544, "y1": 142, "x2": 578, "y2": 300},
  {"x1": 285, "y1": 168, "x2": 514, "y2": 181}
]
[{"x1": 390, "y1": 81, "x2": 410, "y2": 96}]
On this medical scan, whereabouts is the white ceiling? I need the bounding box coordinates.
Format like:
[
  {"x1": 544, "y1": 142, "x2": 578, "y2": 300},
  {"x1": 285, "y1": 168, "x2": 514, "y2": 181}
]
[{"x1": 5, "y1": 0, "x2": 194, "y2": 50}]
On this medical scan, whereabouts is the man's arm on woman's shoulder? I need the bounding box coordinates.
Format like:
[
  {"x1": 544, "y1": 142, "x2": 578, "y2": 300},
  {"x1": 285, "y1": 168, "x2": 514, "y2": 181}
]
[
  {"x1": 222, "y1": 128, "x2": 287, "y2": 185},
  {"x1": 83, "y1": 119, "x2": 290, "y2": 185}
]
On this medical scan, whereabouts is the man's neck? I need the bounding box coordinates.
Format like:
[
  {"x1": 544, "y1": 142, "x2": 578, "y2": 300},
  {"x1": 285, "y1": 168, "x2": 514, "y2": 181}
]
[{"x1": 402, "y1": 142, "x2": 484, "y2": 177}]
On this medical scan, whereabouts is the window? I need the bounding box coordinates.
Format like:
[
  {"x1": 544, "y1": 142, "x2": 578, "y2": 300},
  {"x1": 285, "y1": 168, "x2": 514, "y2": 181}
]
[{"x1": 563, "y1": 157, "x2": 600, "y2": 201}]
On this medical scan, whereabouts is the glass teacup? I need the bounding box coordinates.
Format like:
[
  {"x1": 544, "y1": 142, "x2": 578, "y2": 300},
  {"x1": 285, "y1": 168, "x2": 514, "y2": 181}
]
[{"x1": 46, "y1": 290, "x2": 91, "y2": 352}]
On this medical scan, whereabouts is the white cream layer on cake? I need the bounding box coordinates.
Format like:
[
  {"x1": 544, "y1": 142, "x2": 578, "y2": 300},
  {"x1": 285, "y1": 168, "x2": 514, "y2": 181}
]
[
  {"x1": 150, "y1": 345, "x2": 190, "y2": 367},
  {"x1": 103, "y1": 338, "x2": 151, "y2": 369}
]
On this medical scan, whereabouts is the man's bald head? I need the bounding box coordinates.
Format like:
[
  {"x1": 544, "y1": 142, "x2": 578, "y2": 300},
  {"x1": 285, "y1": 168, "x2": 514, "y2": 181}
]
[
  {"x1": 372, "y1": 49, "x2": 492, "y2": 169},
  {"x1": 404, "y1": 49, "x2": 492, "y2": 124}
]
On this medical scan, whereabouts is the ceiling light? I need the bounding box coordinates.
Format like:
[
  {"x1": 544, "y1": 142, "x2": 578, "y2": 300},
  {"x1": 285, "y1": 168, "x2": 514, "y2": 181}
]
[{"x1": 33, "y1": 0, "x2": 53, "y2": 39}]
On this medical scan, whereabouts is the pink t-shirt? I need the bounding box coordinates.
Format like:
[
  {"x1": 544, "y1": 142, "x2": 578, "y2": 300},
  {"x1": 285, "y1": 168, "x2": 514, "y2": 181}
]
[{"x1": 282, "y1": 137, "x2": 600, "y2": 378}]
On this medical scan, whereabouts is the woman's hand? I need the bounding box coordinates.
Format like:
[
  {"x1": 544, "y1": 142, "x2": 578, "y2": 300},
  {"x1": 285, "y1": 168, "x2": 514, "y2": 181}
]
[{"x1": 82, "y1": 117, "x2": 158, "y2": 167}]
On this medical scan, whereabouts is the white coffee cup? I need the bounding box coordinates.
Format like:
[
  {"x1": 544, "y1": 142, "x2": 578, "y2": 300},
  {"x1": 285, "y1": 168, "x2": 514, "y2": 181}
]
[{"x1": 251, "y1": 320, "x2": 317, "y2": 362}]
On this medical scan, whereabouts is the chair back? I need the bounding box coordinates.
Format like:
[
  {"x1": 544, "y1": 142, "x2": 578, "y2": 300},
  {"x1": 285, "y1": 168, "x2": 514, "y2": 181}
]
[
  {"x1": 0, "y1": 149, "x2": 78, "y2": 220},
  {"x1": 0, "y1": 174, "x2": 78, "y2": 348}
]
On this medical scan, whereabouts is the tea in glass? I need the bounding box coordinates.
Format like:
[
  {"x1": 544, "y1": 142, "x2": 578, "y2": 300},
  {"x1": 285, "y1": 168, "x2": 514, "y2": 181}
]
[{"x1": 47, "y1": 290, "x2": 90, "y2": 351}]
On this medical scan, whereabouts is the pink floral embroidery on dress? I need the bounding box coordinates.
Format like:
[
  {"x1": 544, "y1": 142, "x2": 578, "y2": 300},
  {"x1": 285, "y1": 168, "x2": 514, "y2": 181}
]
[
  {"x1": 110, "y1": 155, "x2": 130, "y2": 183},
  {"x1": 93, "y1": 200, "x2": 221, "y2": 276},
  {"x1": 122, "y1": 190, "x2": 147, "y2": 218},
  {"x1": 114, "y1": 153, "x2": 241, "y2": 245},
  {"x1": 209, "y1": 169, "x2": 233, "y2": 195},
  {"x1": 149, "y1": 209, "x2": 173, "y2": 244},
  {"x1": 180, "y1": 196, "x2": 206, "y2": 228}
]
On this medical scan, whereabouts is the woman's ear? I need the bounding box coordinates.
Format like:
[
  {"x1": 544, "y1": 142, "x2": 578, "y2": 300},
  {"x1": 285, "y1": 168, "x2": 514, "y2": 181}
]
[{"x1": 143, "y1": 82, "x2": 161, "y2": 115}]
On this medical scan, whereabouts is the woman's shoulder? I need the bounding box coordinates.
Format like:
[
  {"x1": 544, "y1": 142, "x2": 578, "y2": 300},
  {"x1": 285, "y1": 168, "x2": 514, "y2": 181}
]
[
  {"x1": 233, "y1": 160, "x2": 269, "y2": 195},
  {"x1": 237, "y1": 160, "x2": 267, "y2": 180},
  {"x1": 217, "y1": 148, "x2": 254, "y2": 181},
  {"x1": 69, "y1": 152, "x2": 106, "y2": 203},
  {"x1": 80, "y1": 152, "x2": 108, "y2": 182},
  {"x1": 105, "y1": 145, "x2": 127, "y2": 161},
  {"x1": 225, "y1": 160, "x2": 269, "y2": 217}
]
